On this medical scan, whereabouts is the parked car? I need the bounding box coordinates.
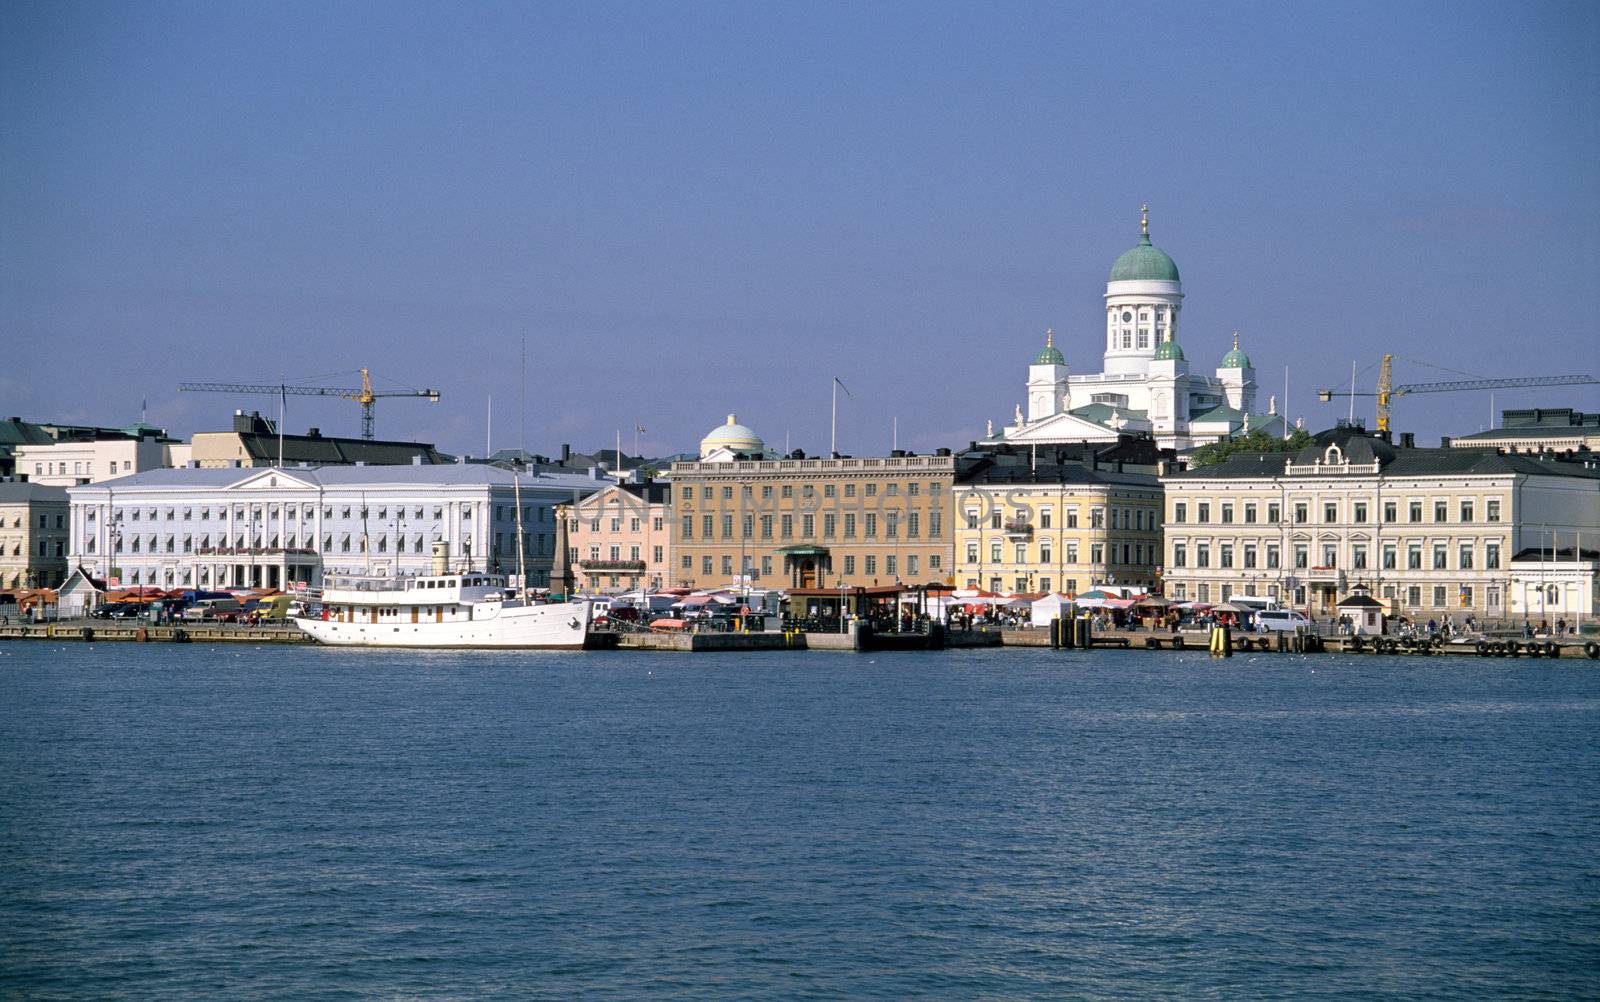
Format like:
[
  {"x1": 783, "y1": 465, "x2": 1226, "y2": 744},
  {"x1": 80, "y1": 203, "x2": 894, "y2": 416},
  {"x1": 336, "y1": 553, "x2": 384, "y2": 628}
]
[
  {"x1": 92, "y1": 603, "x2": 132, "y2": 620},
  {"x1": 1255, "y1": 609, "x2": 1312, "y2": 633}
]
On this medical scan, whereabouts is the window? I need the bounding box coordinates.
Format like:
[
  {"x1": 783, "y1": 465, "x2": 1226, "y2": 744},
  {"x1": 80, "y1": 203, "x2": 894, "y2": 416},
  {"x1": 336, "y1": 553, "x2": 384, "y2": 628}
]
[
  {"x1": 844, "y1": 556, "x2": 856, "y2": 575},
  {"x1": 1267, "y1": 503, "x2": 1281, "y2": 523},
  {"x1": 1174, "y1": 544, "x2": 1189, "y2": 567},
  {"x1": 966, "y1": 542, "x2": 979, "y2": 562},
  {"x1": 1091, "y1": 544, "x2": 1104, "y2": 564},
  {"x1": 865, "y1": 514, "x2": 877, "y2": 538},
  {"x1": 864, "y1": 555, "x2": 877, "y2": 575},
  {"x1": 1408, "y1": 545, "x2": 1422, "y2": 570},
  {"x1": 1432, "y1": 585, "x2": 1447, "y2": 608},
  {"x1": 1353, "y1": 502, "x2": 1367, "y2": 523},
  {"x1": 702, "y1": 556, "x2": 713, "y2": 574},
  {"x1": 907, "y1": 512, "x2": 919, "y2": 538},
  {"x1": 1434, "y1": 500, "x2": 1448, "y2": 523},
  {"x1": 823, "y1": 514, "x2": 836, "y2": 538},
  {"x1": 991, "y1": 541, "x2": 1002, "y2": 562},
  {"x1": 721, "y1": 515, "x2": 733, "y2": 538},
  {"x1": 681, "y1": 516, "x2": 693, "y2": 539},
  {"x1": 1197, "y1": 503, "x2": 1210, "y2": 523},
  {"x1": 1294, "y1": 545, "x2": 1308, "y2": 569},
  {"x1": 990, "y1": 511, "x2": 1002, "y2": 529},
  {"x1": 1244, "y1": 504, "x2": 1257, "y2": 524},
  {"x1": 1433, "y1": 544, "x2": 1447, "y2": 569},
  {"x1": 721, "y1": 556, "x2": 733, "y2": 575},
  {"x1": 1220, "y1": 544, "x2": 1233, "y2": 568},
  {"x1": 1014, "y1": 543, "x2": 1027, "y2": 563},
  {"x1": 1220, "y1": 504, "x2": 1233, "y2": 524},
  {"x1": 1324, "y1": 502, "x2": 1338, "y2": 523},
  {"x1": 844, "y1": 514, "x2": 856, "y2": 538},
  {"x1": 702, "y1": 515, "x2": 713, "y2": 537},
  {"x1": 802, "y1": 514, "x2": 814, "y2": 537},
  {"x1": 1458, "y1": 544, "x2": 1473, "y2": 569},
  {"x1": 1039, "y1": 542, "x2": 1052, "y2": 563},
  {"x1": 966, "y1": 509, "x2": 980, "y2": 530},
  {"x1": 1383, "y1": 545, "x2": 1396, "y2": 570},
  {"x1": 1294, "y1": 503, "x2": 1308, "y2": 524},
  {"x1": 1243, "y1": 545, "x2": 1257, "y2": 569},
  {"x1": 1040, "y1": 509, "x2": 1052, "y2": 529},
  {"x1": 1065, "y1": 542, "x2": 1078, "y2": 563},
  {"x1": 1409, "y1": 501, "x2": 1423, "y2": 523},
  {"x1": 1196, "y1": 543, "x2": 1210, "y2": 568},
  {"x1": 1352, "y1": 545, "x2": 1367, "y2": 570},
  {"x1": 824, "y1": 484, "x2": 836, "y2": 498},
  {"x1": 1486, "y1": 543, "x2": 1500, "y2": 570},
  {"x1": 1321, "y1": 543, "x2": 1337, "y2": 567},
  {"x1": 1407, "y1": 586, "x2": 1421, "y2": 607},
  {"x1": 1266, "y1": 544, "x2": 1280, "y2": 569},
  {"x1": 1092, "y1": 507, "x2": 1106, "y2": 529},
  {"x1": 1065, "y1": 508, "x2": 1079, "y2": 529},
  {"x1": 1486, "y1": 499, "x2": 1501, "y2": 522},
  {"x1": 761, "y1": 515, "x2": 773, "y2": 539},
  {"x1": 1383, "y1": 501, "x2": 1397, "y2": 523},
  {"x1": 681, "y1": 555, "x2": 692, "y2": 570},
  {"x1": 1459, "y1": 501, "x2": 1474, "y2": 522},
  {"x1": 781, "y1": 515, "x2": 793, "y2": 538}
]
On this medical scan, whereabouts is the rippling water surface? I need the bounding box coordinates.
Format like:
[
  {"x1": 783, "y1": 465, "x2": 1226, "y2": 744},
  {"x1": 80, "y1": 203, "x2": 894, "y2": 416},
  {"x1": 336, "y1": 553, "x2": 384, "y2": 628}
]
[{"x1": 2, "y1": 644, "x2": 1598, "y2": 999}]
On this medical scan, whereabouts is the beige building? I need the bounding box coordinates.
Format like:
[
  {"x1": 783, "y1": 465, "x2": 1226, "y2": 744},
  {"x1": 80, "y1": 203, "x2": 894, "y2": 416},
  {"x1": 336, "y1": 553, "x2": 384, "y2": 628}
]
[
  {"x1": 554, "y1": 481, "x2": 673, "y2": 594},
  {"x1": 953, "y1": 461, "x2": 1162, "y2": 596},
  {"x1": 0, "y1": 480, "x2": 70, "y2": 589},
  {"x1": 189, "y1": 411, "x2": 446, "y2": 468},
  {"x1": 1450, "y1": 407, "x2": 1600, "y2": 454},
  {"x1": 669, "y1": 441, "x2": 955, "y2": 589},
  {"x1": 1160, "y1": 426, "x2": 1600, "y2": 622},
  {"x1": 15, "y1": 429, "x2": 182, "y2": 487}
]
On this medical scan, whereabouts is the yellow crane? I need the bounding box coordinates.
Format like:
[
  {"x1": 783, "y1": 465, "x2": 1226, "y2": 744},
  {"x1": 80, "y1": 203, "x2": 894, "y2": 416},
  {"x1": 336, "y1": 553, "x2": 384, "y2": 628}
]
[
  {"x1": 1318, "y1": 354, "x2": 1598, "y2": 433},
  {"x1": 179, "y1": 368, "x2": 441, "y2": 440}
]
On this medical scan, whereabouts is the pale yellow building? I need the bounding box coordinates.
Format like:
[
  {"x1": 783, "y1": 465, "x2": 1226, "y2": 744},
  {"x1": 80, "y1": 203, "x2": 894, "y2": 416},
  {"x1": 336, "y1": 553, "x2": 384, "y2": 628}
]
[
  {"x1": 0, "y1": 481, "x2": 70, "y2": 589},
  {"x1": 554, "y1": 481, "x2": 673, "y2": 594},
  {"x1": 952, "y1": 461, "x2": 1162, "y2": 595}
]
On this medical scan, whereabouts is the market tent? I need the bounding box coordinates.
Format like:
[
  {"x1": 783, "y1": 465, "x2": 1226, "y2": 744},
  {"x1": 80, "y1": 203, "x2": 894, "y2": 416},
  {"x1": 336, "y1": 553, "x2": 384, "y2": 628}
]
[{"x1": 1029, "y1": 593, "x2": 1073, "y2": 627}]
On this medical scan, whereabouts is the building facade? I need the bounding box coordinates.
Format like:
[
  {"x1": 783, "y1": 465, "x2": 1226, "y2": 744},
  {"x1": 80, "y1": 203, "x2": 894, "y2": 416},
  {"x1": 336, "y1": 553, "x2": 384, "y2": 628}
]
[
  {"x1": 0, "y1": 481, "x2": 70, "y2": 589},
  {"x1": 554, "y1": 481, "x2": 673, "y2": 594},
  {"x1": 14, "y1": 427, "x2": 183, "y2": 487},
  {"x1": 952, "y1": 461, "x2": 1163, "y2": 596},
  {"x1": 1160, "y1": 426, "x2": 1600, "y2": 621},
  {"x1": 189, "y1": 411, "x2": 448, "y2": 468},
  {"x1": 1508, "y1": 546, "x2": 1599, "y2": 620},
  {"x1": 670, "y1": 439, "x2": 955, "y2": 590},
  {"x1": 67, "y1": 463, "x2": 608, "y2": 591},
  {"x1": 991, "y1": 207, "x2": 1284, "y2": 450},
  {"x1": 1450, "y1": 407, "x2": 1600, "y2": 454}
]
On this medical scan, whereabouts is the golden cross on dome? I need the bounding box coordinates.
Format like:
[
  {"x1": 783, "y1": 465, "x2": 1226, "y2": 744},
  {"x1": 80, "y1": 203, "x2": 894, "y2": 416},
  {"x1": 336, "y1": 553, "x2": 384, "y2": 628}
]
[
  {"x1": 1233, "y1": 330, "x2": 1241, "y2": 349},
  {"x1": 1045, "y1": 327, "x2": 1054, "y2": 348},
  {"x1": 1140, "y1": 203, "x2": 1149, "y2": 237}
]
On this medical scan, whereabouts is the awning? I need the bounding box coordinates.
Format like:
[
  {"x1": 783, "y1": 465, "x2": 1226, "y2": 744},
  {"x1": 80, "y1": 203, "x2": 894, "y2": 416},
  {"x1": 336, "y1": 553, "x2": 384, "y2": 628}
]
[{"x1": 776, "y1": 545, "x2": 830, "y2": 556}]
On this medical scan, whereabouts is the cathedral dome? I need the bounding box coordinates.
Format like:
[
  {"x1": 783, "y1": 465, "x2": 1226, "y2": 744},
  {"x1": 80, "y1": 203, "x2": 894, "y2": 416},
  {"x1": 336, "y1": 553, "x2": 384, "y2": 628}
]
[
  {"x1": 1034, "y1": 329, "x2": 1065, "y2": 365},
  {"x1": 1219, "y1": 332, "x2": 1251, "y2": 369},
  {"x1": 1109, "y1": 205, "x2": 1180, "y2": 283},
  {"x1": 699, "y1": 414, "x2": 764, "y2": 458},
  {"x1": 1153, "y1": 340, "x2": 1185, "y2": 361}
]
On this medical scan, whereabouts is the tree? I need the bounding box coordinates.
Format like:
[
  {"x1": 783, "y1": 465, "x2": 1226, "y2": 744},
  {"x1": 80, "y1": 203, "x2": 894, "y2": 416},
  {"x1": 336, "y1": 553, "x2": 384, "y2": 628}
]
[{"x1": 1189, "y1": 427, "x2": 1314, "y2": 467}]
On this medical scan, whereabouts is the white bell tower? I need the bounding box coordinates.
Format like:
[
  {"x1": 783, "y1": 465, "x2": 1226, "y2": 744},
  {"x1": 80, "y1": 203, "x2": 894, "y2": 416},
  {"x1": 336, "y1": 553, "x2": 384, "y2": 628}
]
[{"x1": 1027, "y1": 329, "x2": 1069, "y2": 421}]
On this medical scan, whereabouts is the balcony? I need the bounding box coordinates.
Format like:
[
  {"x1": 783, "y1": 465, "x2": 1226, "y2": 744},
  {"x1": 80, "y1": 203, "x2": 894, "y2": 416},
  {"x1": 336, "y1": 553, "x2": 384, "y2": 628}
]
[
  {"x1": 579, "y1": 559, "x2": 646, "y2": 572},
  {"x1": 1305, "y1": 565, "x2": 1340, "y2": 584},
  {"x1": 1003, "y1": 519, "x2": 1034, "y2": 539}
]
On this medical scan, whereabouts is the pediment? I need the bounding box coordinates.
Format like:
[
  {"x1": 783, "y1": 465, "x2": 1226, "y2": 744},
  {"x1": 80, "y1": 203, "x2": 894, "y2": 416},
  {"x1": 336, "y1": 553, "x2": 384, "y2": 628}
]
[{"x1": 228, "y1": 469, "x2": 318, "y2": 492}]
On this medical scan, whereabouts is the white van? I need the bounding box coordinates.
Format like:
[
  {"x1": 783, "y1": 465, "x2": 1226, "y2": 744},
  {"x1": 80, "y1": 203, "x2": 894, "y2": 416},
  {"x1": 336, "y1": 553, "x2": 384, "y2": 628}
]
[{"x1": 1255, "y1": 609, "x2": 1311, "y2": 633}]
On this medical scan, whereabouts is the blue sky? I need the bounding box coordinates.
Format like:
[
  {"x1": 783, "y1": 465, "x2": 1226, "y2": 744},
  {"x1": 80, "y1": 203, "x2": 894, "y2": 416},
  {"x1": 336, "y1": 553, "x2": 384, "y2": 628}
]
[{"x1": 3, "y1": 1, "x2": 1597, "y2": 456}]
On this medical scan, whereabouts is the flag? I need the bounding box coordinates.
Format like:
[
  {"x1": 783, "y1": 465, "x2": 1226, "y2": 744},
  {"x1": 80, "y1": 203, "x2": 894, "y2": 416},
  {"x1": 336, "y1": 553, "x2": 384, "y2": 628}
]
[
  {"x1": 833, "y1": 376, "x2": 852, "y2": 397},
  {"x1": 635, "y1": 424, "x2": 645, "y2": 434}
]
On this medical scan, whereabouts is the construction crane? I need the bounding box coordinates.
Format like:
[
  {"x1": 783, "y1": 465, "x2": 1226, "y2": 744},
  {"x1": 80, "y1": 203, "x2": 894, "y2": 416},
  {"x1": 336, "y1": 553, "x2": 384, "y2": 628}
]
[
  {"x1": 179, "y1": 368, "x2": 441, "y2": 440},
  {"x1": 1318, "y1": 354, "x2": 1599, "y2": 434}
]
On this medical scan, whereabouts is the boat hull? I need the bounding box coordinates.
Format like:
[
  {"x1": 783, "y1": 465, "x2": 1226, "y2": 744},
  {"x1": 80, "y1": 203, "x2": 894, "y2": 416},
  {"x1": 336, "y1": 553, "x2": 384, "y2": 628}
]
[{"x1": 293, "y1": 601, "x2": 591, "y2": 649}]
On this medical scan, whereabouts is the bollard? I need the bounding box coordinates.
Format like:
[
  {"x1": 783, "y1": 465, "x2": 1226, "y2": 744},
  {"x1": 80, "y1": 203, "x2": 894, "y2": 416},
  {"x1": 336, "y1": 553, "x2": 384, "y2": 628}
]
[
  {"x1": 1209, "y1": 624, "x2": 1233, "y2": 658},
  {"x1": 1049, "y1": 617, "x2": 1061, "y2": 649},
  {"x1": 1063, "y1": 616, "x2": 1077, "y2": 649}
]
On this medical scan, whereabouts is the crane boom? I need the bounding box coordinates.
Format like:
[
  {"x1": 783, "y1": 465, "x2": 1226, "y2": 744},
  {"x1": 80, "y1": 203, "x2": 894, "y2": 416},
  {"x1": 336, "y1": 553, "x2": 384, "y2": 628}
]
[
  {"x1": 179, "y1": 368, "x2": 440, "y2": 440},
  {"x1": 1318, "y1": 355, "x2": 1598, "y2": 434}
]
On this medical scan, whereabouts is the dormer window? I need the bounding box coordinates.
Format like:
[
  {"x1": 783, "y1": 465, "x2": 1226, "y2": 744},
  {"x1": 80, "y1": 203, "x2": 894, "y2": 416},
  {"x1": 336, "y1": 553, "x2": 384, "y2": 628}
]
[{"x1": 1324, "y1": 445, "x2": 1343, "y2": 465}]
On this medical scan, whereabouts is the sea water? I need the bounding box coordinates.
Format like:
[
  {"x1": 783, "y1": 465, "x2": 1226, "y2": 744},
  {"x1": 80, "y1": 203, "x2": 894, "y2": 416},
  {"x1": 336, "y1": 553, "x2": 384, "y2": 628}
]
[{"x1": 2, "y1": 644, "x2": 1597, "y2": 999}]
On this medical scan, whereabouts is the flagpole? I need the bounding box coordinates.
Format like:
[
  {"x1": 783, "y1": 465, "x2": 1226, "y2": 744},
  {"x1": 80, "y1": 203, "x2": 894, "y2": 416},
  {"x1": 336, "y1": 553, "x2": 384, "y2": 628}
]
[
  {"x1": 278, "y1": 372, "x2": 285, "y2": 469},
  {"x1": 830, "y1": 377, "x2": 852, "y2": 457}
]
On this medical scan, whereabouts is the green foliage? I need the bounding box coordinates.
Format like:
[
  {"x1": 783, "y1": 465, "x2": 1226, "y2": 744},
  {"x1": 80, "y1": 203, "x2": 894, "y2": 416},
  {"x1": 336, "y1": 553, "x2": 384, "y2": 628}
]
[{"x1": 1189, "y1": 428, "x2": 1314, "y2": 467}]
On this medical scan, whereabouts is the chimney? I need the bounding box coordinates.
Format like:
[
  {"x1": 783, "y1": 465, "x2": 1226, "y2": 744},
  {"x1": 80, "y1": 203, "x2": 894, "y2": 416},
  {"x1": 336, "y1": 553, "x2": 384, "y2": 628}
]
[
  {"x1": 354, "y1": 461, "x2": 366, "y2": 467},
  {"x1": 1399, "y1": 432, "x2": 1415, "y2": 448},
  {"x1": 431, "y1": 541, "x2": 449, "y2": 575},
  {"x1": 306, "y1": 427, "x2": 321, "y2": 438},
  {"x1": 561, "y1": 443, "x2": 571, "y2": 462},
  {"x1": 1440, "y1": 436, "x2": 1452, "y2": 448}
]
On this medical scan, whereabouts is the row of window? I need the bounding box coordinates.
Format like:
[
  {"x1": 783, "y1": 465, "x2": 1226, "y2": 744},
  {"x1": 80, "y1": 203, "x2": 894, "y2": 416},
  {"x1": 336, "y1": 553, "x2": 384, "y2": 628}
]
[
  {"x1": 578, "y1": 545, "x2": 665, "y2": 563},
  {"x1": 678, "y1": 553, "x2": 942, "y2": 579},
  {"x1": 92, "y1": 504, "x2": 547, "y2": 525},
  {"x1": 961, "y1": 540, "x2": 1154, "y2": 566},
  {"x1": 961, "y1": 506, "x2": 1155, "y2": 531},
  {"x1": 1172, "y1": 497, "x2": 1503, "y2": 525},
  {"x1": 681, "y1": 482, "x2": 943, "y2": 502},
  {"x1": 1170, "y1": 540, "x2": 1505, "y2": 571},
  {"x1": 571, "y1": 517, "x2": 667, "y2": 533},
  {"x1": 33, "y1": 460, "x2": 135, "y2": 477},
  {"x1": 680, "y1": 511, "x2": 942, "y2": 541}
]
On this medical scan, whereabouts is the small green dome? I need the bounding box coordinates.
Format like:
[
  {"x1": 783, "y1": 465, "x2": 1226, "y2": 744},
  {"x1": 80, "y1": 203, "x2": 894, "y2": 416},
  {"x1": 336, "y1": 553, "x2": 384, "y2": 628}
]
[
  {"x1": 1109, "y1": 233, "x2": 1180, "y2": 283},
  {"x1": 1033, "y1": 329, "x2": 1064, "y2": 365},
  {"x1": 1219, "y1": 334, "x2": 1251, "y2": 369},
  {"x1": 1153, "y1": 340, "x2": 1185, "y2": 361}
]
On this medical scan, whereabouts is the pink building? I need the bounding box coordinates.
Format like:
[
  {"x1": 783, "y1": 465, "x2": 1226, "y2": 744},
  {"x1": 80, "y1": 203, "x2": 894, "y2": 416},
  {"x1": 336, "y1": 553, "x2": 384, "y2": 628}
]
[{"x1": 555, "y1": 482, "x2": 672, "y2": 594}]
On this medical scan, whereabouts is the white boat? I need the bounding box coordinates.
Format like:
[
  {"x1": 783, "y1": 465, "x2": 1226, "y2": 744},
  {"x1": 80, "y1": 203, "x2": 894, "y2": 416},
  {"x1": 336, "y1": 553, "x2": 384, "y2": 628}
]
[{"x1": 293, "y1": 572, "x2": 592, "y2": 649}]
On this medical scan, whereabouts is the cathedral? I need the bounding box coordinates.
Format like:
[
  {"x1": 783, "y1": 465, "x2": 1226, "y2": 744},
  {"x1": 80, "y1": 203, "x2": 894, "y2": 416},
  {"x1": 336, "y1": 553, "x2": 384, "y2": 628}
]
[{"x1": 991, "y1": 207, "x2": 1284, "y2": 450}]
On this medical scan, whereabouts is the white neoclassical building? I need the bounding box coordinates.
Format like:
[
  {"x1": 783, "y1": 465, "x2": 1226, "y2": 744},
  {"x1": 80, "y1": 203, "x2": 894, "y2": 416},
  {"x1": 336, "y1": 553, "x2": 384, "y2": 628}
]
[
  {"x1": 66, "y1": 462, "x2": 610, "y2": 591},
  {"x1": 993, "y1": 207, "x2": 1285, "y2": 450}
]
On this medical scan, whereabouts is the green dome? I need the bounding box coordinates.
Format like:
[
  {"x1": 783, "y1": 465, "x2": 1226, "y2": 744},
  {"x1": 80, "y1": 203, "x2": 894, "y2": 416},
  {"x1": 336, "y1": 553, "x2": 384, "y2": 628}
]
[
  {"x1": 1033, "y1": 330, "x2": 1064, "y2": 365},
  {"x1": 1153, "y1": 340, "x2": 1185, "y2": 361},
  {"x1": 1219, "y1": 334, "x2": 1251, "y2": 369},
  {"x1": 1109, "y1": 233, "x2": 1180, "y2": 283}
]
